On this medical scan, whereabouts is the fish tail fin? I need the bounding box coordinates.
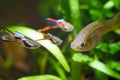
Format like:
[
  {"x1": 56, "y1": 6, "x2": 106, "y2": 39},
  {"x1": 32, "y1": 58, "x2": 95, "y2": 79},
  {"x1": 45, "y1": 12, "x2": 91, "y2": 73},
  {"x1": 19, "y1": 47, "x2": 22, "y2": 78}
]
[
  {"x1": 45, "y1": 18, "x2": 57, "y2": 26},
  {"x1": 45, "y1": 18, "x2": 57, "y2": 22}
]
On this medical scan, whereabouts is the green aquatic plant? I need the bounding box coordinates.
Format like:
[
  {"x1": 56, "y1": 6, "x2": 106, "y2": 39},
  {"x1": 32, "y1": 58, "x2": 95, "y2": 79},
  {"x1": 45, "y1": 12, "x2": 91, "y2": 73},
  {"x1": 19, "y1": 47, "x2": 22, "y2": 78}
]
[
  {"x1": 18, "y1": 75, "x2": 63, "y2": 80},
  {"x1": 7, "y1": 26, "x2": 70, "y2": 72}
]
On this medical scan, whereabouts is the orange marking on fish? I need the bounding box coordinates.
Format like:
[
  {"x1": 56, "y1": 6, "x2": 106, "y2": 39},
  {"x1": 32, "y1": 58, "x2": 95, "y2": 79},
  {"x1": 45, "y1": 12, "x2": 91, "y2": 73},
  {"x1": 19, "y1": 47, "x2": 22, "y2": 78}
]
[
  {"x1": 38, "y1": 26, "x2": 58, "y2": 32},
  {"x1": 15, "y1": 39, "x2": 23, "y2": 45},
  {"x1": 47, "y1": 18, "x2": 57, "y2": 22}
]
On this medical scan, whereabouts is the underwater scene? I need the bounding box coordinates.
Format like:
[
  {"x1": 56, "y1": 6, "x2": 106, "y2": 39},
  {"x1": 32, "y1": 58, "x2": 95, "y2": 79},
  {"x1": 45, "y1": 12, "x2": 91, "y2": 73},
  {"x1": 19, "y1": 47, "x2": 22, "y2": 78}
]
[{"x1": 0, "y1": 0, "x2": 120, "y2": 80}]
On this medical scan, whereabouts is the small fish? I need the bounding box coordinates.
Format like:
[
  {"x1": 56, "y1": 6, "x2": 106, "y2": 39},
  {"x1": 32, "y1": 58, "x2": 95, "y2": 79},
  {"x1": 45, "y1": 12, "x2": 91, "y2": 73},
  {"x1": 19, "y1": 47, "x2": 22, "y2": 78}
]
[
  {"x1": 13, "y1": 31, "x2": 41, "y2": 49},
  {"x1": 38, "y1": 18, "x2": 74, "y2": 32},
  {"x1": 1, "y1": 33, "x2": 14, "y2": 42},
  {"x1": 36, "y1": 33, "x2": 63, "y2": 45},
  {"x1": 71, "y1": 12, "x2": 120, "y2": 51},
  {"x1": 1, "y1": 28, "x2": 15, "y2": 41},
  {"x1": 1, "y1": 28, "x2": 40, "y2": 49},
  {"x1": 46, "y1": 33, "x2": 63, "y2": 45}
]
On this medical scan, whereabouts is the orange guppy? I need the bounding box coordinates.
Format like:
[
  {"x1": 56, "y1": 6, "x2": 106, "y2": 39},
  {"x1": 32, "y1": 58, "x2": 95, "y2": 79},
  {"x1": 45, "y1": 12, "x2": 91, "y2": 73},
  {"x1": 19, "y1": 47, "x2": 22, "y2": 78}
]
[{"x1": 38, "y1": 18, "x2": 74, "y2": 32}]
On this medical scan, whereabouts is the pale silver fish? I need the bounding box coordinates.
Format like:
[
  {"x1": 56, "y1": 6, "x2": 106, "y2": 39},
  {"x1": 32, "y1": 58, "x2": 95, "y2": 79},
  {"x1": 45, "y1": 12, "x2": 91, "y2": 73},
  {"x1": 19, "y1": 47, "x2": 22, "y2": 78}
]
[{"x1": 71, "y1": 12, "x2": 120, "y2": 51}]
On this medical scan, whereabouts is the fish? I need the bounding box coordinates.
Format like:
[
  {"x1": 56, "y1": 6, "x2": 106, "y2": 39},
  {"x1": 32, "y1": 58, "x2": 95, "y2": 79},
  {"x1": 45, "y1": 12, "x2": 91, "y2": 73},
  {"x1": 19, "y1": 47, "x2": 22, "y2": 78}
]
[
  {"x1": 1, "y1": 28, "x2": 40, "y2": 49},
  {"x1": 38, "y1": 18, "x2": 74, "y2": 32},
  {"x1": 36, "y1": 33, "x2": 63, "y2": 45},
  {"x1": 46, "y1": 33, "x2": 63, "y2": 45},
  {"x1": 1, "y1": 28, "x2": 15, "y2": 41},
  {"x1": 71, "y1": 12, "x2": 120, "y2": 51}
]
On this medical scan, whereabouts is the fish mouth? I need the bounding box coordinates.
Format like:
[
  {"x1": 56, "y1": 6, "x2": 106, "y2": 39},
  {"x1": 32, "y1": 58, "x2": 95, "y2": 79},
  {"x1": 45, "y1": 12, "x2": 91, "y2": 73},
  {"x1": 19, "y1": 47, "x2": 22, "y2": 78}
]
[
  {"x1": 71, "y1": 48, "x2": 80, "y2": 51},
  {"x1": 71, "y1": 42, "x2": 80, "y2": 51}
]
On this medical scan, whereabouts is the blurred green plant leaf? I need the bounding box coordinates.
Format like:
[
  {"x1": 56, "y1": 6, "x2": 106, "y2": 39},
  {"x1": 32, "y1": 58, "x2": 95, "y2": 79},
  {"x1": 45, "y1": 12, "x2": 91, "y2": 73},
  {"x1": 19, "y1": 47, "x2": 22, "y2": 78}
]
[
  {"x1": 88, "y1": 60, "x2": 120, "y2": 79},
  {"x1": 111, "y1": 0, "x2": 120, "y2": 9},
  {"x1": 18, "y1": 75, "x2": 63, "y2": 80},
  {"x1": 72, "y1": 53, "x2": 92, "y2": 62},
  {"x1": 115, "y1": 29, "x2": 120, "y2": 35},
  {"x1": 7, "y1": 26, "x2": 70, "y2": 72},
  {"x1": 107, "y1": 61, "x2": 120, "y2": 71},
  {"x1": 72, "y1": 53, "x2": 120, "y2": 79},
  {"x1": 103, "y1": 0, "x2": 114, "y2": 9},
  {"x1": 94, "y1": 70, "x2": 108, "y2": 80},
  {"x1": 49, "y1": 58, "x2": 66, "y2": 80},
  {"x1": 96, "y1": 42, "x2": 120, "y2": 54},
  {"x1": 69, "y1": 0, "x2": 82, "y2": 33},
  {"x1": 89, "y1": 9, "x2": 102, "y2": 20}
]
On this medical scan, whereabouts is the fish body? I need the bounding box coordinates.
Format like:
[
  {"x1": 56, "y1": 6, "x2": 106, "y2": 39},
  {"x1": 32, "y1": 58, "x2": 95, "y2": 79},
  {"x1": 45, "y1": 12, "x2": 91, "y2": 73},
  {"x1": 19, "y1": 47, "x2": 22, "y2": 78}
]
[
  {"x1": 36, "y1": 33, "x2": 63, "y2": 45},
  {"x1": 44, "y1": 18, "x2": 74, "y2": 32},
  {"x1": 1, "y1": 29, "x2": 40, "y2": 49},
  {"x1": 71, "y1": 12, "x2": 120, "y2": 51},
  {"x1": 46, "y1": 33, "x2": 63, "y2": 45},
  {"x1": 13, "y1": 31, "x2": 40, "y2": 49},
  {"x1": 1, "y1": 33, "x2": 14, "y2": 41},
  {"x1": 1, "y1": 28, "x2": 15, "y2": 41},
  {"x1": 56, "y1": 19, "x2": 74, "y2": 32}
]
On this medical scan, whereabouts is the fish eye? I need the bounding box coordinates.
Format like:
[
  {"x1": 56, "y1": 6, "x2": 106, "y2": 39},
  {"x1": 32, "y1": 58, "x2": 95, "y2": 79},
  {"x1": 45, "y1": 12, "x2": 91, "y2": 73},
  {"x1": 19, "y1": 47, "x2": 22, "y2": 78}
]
[
  {"x1": 58, "y1": 21, "x2": 62, "y2": 24},
  {"x1": 79, "y1": 42, "x2": 85, "y2": 48},
  {"x1": 57, "y1": 20, "x2": 65, "y2": 24}
]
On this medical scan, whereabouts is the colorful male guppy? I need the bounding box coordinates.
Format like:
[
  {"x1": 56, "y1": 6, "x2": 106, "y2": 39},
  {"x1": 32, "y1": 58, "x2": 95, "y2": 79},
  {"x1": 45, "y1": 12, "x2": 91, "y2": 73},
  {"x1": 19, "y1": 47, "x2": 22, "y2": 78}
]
[
  {"x1": 38, "y1": 18, "x2": 74, "y2": 32},
  {"x1": 1, "y1": 28, "x2": 40, "y2": 49}
]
